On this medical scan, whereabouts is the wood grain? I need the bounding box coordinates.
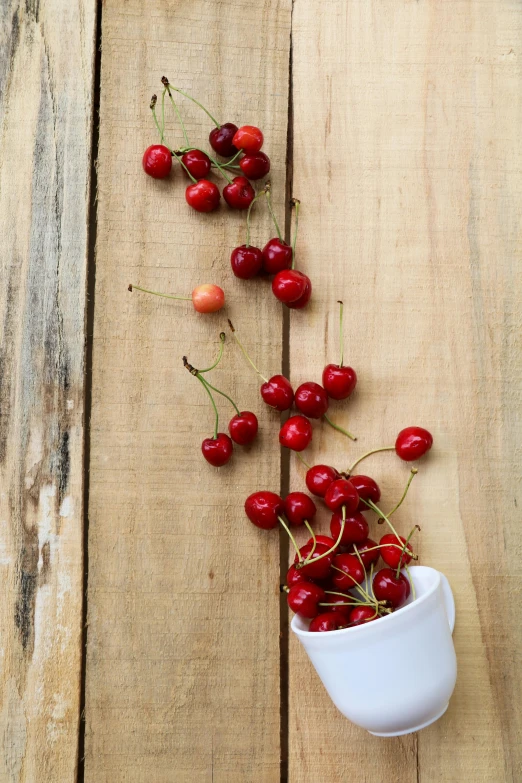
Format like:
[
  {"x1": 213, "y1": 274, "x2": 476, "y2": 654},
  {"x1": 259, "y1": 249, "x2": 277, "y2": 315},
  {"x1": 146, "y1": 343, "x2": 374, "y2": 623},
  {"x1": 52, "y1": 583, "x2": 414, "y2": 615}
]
[
  {"x1": 84, "y1": 1, "x2": 291, "y2": 781},
  {"x1": 289, "y1": 1, "x2": 521, "y2": 781},
  {"x1": 0, "y1": 1, "x2": 96, "y2": 781}
]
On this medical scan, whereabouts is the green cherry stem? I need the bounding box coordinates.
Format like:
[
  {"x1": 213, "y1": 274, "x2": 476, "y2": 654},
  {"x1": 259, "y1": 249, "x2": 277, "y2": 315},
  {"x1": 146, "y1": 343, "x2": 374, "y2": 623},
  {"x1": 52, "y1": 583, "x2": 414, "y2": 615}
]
[
  {"x1": 198, "y1": 375, "x2": 240, "y2": 416},
  {"x1": 170, "y1": 148, "x2": 197, "y2": 183},
  {"x1": 163, "y1": 85, "x2": 190, "y2": 148},
  {"x1": 296, "y1": 452, "x2": 310, "y2": 469},
  {"x1": 338, "y1": 300, "x2": 344, "y2": 367},
  {"x1": 331, "y1": 562, "x2": 374, "y2": 603},
  {"x1": 161, "y1": 77, "x2": 221, "y2": 127},
  {"x1": 303, "y1": 520, "x2": 316, "y2": 559},
  {"x1": 195, "y1": 373, "x2": 219, "y2": 439},
  {"x1": 301, "y1": 505, "x2": 345, "y2": 567},
  {"x1": 161, "y1": 89, "x2": 166, "y2": 144},
  {"x1": 150, "y1": 95, "x2": 165, "y2": 144},
  {"x1": 347, "y1": 445, "x2": 395, "y2": 475},
  {"x1": 228, "y1": 320, "x2": 269, "y2": 383},
  {"x1": 395, "y1": 524, "x2": 421, "y2": 579},
  {"x1": 245, "y1": 187, "x2": 268, "y2": 247},
  {"x1": 278, "y1": 516, "x2": 302, "y2": 560},
  {"x1": 405, "y1": 564, "x2": 416, "y2": 601},
  {"x1": 128, "y1": 284, "x2": 191, "y2": 302},
  {"x1": 291, "y1": 198, "x2": 300, "y2": 270},
  {"x1": 265, "y1": 183, "x2": 282, "y2": 241},
  {"x1": 363, "y1": 499, "x2": 403, "y2": 541},
  {"x1": 199, "y1": 333, "x2": 226, "y2": 374},
  {"x1": 324, "y1": 414, "x2": 357, "y2": 441},
  {"x1": 386, "y1": 468, "x2": 418, "y2": 517}
]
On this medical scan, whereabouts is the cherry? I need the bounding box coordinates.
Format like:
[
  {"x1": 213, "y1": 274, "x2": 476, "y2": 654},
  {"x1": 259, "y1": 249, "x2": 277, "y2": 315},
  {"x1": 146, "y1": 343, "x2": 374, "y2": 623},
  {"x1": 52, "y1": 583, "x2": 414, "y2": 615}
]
[
  {"x1": 294, "y1": 536, "x2": 337, "y2": 580},
  {"x1": 230, "y1": 245, "x2": 263, "y2": 279},
  {"x1": 321, "y1": 595, "x2": 351, "y2": 620},
  {"x1": 181, "y1": 149, "x2": 211, "y2": 180},
  {"x1": 279, "y1": 415, "x2": 313, "y2": 452},
  {"x1": 244, "y1": 491, "x2": 283, "y2": 530},
  {"x1": 286, "y1": 564, "x2": 311, "y2": 587},
  {"x1": 283, "y1": 492, "x2": 317, "y2": 527},
  {"x1": 373, "y1": 568, "x2": 411, "y2": 609},
  {"x1": 142, "y1": 144, "x2": 172, "y2": 179},
  {"x1": 261, "y1": 375, "x2": 294, "y2": 411},
  {"x1": 191, "y1": 284, "x2": 225, "y2": 313},
  {"x1": 295, "y1": 382, "x2": 329, "y2": 419},
  {"x1": 262, "y1": 238, "x2": 293, "y2": 274},
  {"x1": 329, "y1": 510, "x2": 369, "y2": 545},
  {"x1": 228, "y1": 411, "x2": 258, "y2": 445},
  {"x1": 232, "y1": 125, "x2": 264, "y2": 153},
  {"x1": 331, "y1": 553, "x2": 365, "y2": 591},
  {"x1": 201, "y1": 433, "x2": 233, "y2": 466},
  {"x1": 209, "y1": 123, "x2": 239, "y2": 157},
  {"x1": 223, "y1": 176, "x2": 255, "y2": 210},
  {"x1": 239, "y1": 151, "x2": 270, "y2": 180},
  {"x1": 309, "y1": 612, "x2": 345, "y2": 632},
  {"x1": 185, "y1": 179, "x2": 220, "y2": 212},
  {"x1": 322, "y1": 364, "x2": 357, "y2": 400},
  {"x1": 349, "y1": 475, "x2": 381, "y2": 510},
  {"x1": 324, "y1": 478, "x2": 359, "y2": 513},
  {"x1": 272, "y1": 270, "x2": 308, "y2": 304},
  {"x1": 395, "y1": 427, "x2": 433, "y2": 461},
  {"x1": 287, "y1": 278, "x2": 312, "y2": 309},
  {"x1": 379, "y1": 534, "x2": 414, "y2": 569},
  {"x1": 349, "y1": 605, "x2": 378, "y2": 626},
  {"x1": 305, "y1": 465, "x2": 340, "y2": 498},
  {"x1": 287, "y1": 582, "x2": 325, "y2": 618},
  {"x1": 347, "y1": 537, "x2": 380, "y2": 569}
]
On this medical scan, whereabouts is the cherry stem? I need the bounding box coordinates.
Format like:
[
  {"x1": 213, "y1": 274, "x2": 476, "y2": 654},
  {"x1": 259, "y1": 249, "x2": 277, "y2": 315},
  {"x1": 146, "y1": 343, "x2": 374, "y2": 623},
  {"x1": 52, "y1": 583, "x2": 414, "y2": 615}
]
[
  {"x1": 405, "y1": 564, "x2": 416, "y2": 601},
  {"x1": 227, "y1": 320, "x2": 268, "y2": 383},
  {"x1": 323, "y1": 588, "x2": 377, "y2": 607},
  {"x1": 278, "y1": 516, "x2": 302, "y2": 560},
  {"x1": 150, "y1": 98, "x2": 165, "y2": 144},
  {"x1": 395, "y1": 524, "x2": 421, "y2": 579},
  {"x1": 351, "y1": 543, "x2": 418, "y2": 558},
  {"x1": 163, "y1": 85, "x2": 190, "y2": 148},
  {"x1": 161, "y1": 90, "x2": 166, "y2": 145},
  {"x1": 162, "y1": 79, "x2": 220, "y2": 128},
  {"x1": 199, "y1": 333, "x2": 226, "y2": 373},
  {"x1": 331, "y1": 562, "x2": 374, "y2": 603},
  {"x1": 324, "y1": 414, "x2": 357, "y2": 441},
  {"x1": 265, "y1": 183, "x2": 282, "y2": 241},
  {"x1": 170, "y1": 148, "x2": 197, "y2": 183},
  {"x1": 291, "y1": 198, "x2": 300, "y2": 270},
  {"x1": 191, "y1": 147, "x2": 233, "y2": 184},
  {"x1": 195, "y1": 373, "x2": 219, "y2": 439},
  {"x1": 198, "y1": 375, "x2": 240, "y2": 416},
  {"x1": 296, "y1": 452, "x2": 310, "y2": 469},
  {"x1": 386, "y1": 468, "x2": 418, "y2": 517},
  {"x1": 303, "y1": 520, "x2": 316, "y2": 559},
  {"x1": 245, "y1": 187, "x2": 267, "y2": 247},
  {"x1": 302, "y1": 505, "x2": 345, "y2": 567},
  {"x1": 363, "y1": 499, "x2": 403, "y2": 541},
  {"x1": 128, "y1": 283, "x2": 191, "y2": 302},
  {"x1": 347, "y1": 445, "x2": 395, "y2": 475},
  {"x1": 338, "y1": 300, "x2": 344, "y2": 367}
]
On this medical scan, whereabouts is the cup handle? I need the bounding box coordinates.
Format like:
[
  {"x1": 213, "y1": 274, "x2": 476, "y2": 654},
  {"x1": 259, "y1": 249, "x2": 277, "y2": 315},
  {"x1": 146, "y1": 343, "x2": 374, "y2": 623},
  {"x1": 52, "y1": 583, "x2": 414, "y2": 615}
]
[{"x1": 439, "y1": 572, "x2": 455, "y2": 633}]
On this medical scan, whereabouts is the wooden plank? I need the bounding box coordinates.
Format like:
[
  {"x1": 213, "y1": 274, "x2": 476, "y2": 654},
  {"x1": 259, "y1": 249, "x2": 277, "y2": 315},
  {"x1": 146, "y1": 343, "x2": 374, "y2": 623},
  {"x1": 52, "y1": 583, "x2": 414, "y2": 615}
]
[
  {"x1": 0, "y1": 1, "x2": 96, "y2": 781},
  {"x1": 84, "y1": 1, "x2": 291, "y2": 781},
  {"x1": 289, "y1": 1, "x2": 521, "y2": 781}
]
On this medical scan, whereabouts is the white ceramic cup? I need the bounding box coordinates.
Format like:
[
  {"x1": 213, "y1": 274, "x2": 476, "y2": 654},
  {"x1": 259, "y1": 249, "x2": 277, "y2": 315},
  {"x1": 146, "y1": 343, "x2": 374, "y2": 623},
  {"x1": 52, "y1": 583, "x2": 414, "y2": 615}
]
[{"x1": 291, "y1": 565, "x2": 457, "y2": 736}]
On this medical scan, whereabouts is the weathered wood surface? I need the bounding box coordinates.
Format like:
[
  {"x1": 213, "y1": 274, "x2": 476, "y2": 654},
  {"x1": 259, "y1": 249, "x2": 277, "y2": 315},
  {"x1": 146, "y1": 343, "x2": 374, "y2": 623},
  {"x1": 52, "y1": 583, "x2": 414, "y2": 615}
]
[
  {"x1": 0, "y1": 1, "x2": 96, "y2": 781},
  {"x1": 289, "y1": 1, "x2": 522, "y2": 781},
  {"x1": 83, "y1": 1, "x2": 291, "y2": 781}
]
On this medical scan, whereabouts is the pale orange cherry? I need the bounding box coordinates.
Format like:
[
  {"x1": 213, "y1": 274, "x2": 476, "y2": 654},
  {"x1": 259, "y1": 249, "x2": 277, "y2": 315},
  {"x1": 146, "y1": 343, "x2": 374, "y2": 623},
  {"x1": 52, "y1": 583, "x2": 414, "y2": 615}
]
[{"x1": 128, "y1": 283, "x2": 225, "y2": 314}]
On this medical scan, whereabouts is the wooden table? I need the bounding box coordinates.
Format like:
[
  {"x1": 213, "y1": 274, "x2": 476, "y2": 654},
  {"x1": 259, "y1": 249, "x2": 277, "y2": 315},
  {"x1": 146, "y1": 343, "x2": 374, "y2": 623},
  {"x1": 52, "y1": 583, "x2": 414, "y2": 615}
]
[{"x1": 1, "y1": 1, "x2": 521, "y2": 781}]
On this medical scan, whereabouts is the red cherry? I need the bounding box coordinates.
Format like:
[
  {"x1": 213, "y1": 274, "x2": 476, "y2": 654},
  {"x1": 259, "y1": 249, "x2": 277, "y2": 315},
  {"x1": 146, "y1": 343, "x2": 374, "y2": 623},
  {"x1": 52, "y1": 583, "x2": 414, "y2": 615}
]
[
  {"x1": 309, "y1": 612, "x2": 345, "y2": 632},
  {"x1": 142, "y1": 144, "x2": 172, "y2": 179},
  {"x1": 223, "y1": 176, "x2": 255, "y2": 210},
  {"x1": 331, "y1": 553, "x2": 365, "y2": 591},
  {"x1": 260, "y1": 375, "x2": 294, "y2": 411},
  {"x1": 244, "y1": 491, "x2": 283, "y2": 530},
  {"x1": 294, "y1": 382, "x2": 329, "y2": 419},
  {"x1": 349, "y1": 475, "x2": 381, "y2": 511},
  {"x1": 379, "y1": 534, "x2": 413, "y2": 569},
  {"x1": 324, "y1": 478, "x2": 359, "y2": 513},
  {"x1": 395, "y1": 427, "x2": 433, "y2": 461},
  {"x1": 283, "y1": 492, "x2": 317, "y2": 527},
  {"x1": 287, "y1": 582, "x2": 325, "y2": 618},
  {"x1": 201, "y1": 433, "x2": 233, "y2": 466},
  {"x1": 305, "y1": 465, "x2": 340, "y2": 498},
  {"x1": 185, "y1": 179, "x2": 220, "y2": 212},
  {"x1": 230, "y1": 245, "x2": 263, "y2": 279},
  {"x1": 373, "y1": 568, "x2": 411, "y2": 609},
  {"x1": 322, "y1": 364, "x2": 357, "y2": 400},
  {"x1": 272, "y1": 270, "x2": 308, "y2": 304},
  {"x1": 262, "y1": 238, "x2": 293, "y2": 274},
  {"x1": 191, "y1": 284, "x2": 225, "y2": 313},
  {"x1": 286, "y1": 564, "x2": 311, "y2": 587},
  {"x1": 330, "y1": 510, "x2": 369, "y2": 545},
  {"x1": 209, "y1": 123, "x2": 238, "y2": 157},
  {"x1": 239, "y1": 151, "x2": 270, "y2": 180},
  {"x1": 349, "y1": 605, "x2": 378, "y2": 626},
  {"x1": 347, "y1": 538, "x2": 380, "y2": 569},
  {"x1": 232, "y1": 125, "x2": 264, "y2": 153},
  {"x1": 287, "y1": 277, "x2": 312, "y2": 309},
  {"x1": 228, "y1": 411, "x2": 258, "y2": 445},
  {"x1": 294, "y1": 537, "x2": 336, "y2": 580},
  {"x1": 181, "y1": 149, "x2": 211, "y2": 180},
  {"x1": 279, "y1": 415, "x2": 313, "y2": 452}
]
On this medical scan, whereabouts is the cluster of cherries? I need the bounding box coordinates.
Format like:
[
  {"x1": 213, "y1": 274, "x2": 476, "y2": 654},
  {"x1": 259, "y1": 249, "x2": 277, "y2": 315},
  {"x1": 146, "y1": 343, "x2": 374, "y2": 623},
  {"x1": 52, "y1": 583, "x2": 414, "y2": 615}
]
[{"x1": 245, "y1": 425, "x2": 433, "y2": 631}]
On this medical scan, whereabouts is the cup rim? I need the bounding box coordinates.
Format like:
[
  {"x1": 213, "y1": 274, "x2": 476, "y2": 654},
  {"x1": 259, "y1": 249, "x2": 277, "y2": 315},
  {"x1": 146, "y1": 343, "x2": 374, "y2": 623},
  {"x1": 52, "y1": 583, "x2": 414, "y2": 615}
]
[{"x1": 291, "y1": 565, "x2": 441, "y2": 639}]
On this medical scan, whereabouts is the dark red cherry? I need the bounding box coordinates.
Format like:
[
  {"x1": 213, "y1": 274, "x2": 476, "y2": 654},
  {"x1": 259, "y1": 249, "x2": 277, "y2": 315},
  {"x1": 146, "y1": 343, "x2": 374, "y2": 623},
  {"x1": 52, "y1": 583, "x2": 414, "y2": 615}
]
[
  {"x1": 379, "y1": 534, "x2": 414, "y2": 569},
  {"x1": 181, "y1": 149, "x2": 211, "y2": 180},
  {"x1": 244, "y1": 490, "x2": 283, "y2": 530},
  {"x1": 324, "y1": 479, "x2": 359, "y2": 513},
  {"x1": 349, "y1": 475, "x2": 381, "y2": 511},
  {"x1": 209, "y1": 123, "x2": 238, "y2": 157},
  {"x1": 286, "y1": 564, "x2": 311, "y2": 587},
  {"x1": 347, "y1": 537, "x2": 380, "y2": 569},
  {"x1": 287, "y1": 582, "x2": 325, "y2": 618},
  {"x1": 294, "y1": 382, "x2": 329, "y2": 419},
  {"x1": 185, "y1": 179, "x2": 220, "y2": 212},
  {"x1": 262, "y1": 238, "x2": 293, "y2": 274},
  {"x1": 279, "y1": 415, "x2": 313, "y2": 452},
  {"x1": 142, "y1": 144, "x2": 172, "y2": 179},
  {"x1": 329, "y1": 510, "x2": 369, "y2": 545},
  {"x1": 331, "y1": 553, "x2": 365, "y2": 591},
  {"x1": 228, "y1": 411, "x2": 258, "y2": 445},
  {"x1": 322, "y1": 363, "x2": 357, "y2": 400},
  {"x1": 230, "y1": 245, "x2": 263, "y2": 279},
  {"x1": 239, "y1": 151, "x2": 270, "y2": 180},
  {"x1": 373, "y1": 568, "x2": 411, "y2": 609},
  {"x1": 309, "y1": 611, "x2": 345, "y2": 632},
  {"x1": 395, "y1": 427, "x2": 433, "y2": 461},
  {"x1": 223, "y1": 176, "x2": 255, "y2": 210},
  {"x1": 201, "y1": 433, "x2": 233, "y2": 466},
  {"x1": 294, "y1": 537, "x2": 337, "y2": 580},
  {"x1": 272, "y1": 270, "x2": 308, "y2": 304},
  {"x1": 349, "y1": 605, "x2": 378, "y2": 626},
  {"x1": 232, "y1": 125, "x2": 264, "y2": 153},
  {"x1": 283, "y1": 492, "x2": 317, "y2": 527},
  {"x1": 305, "y1": 465, "x2": 340, "y2": 498},
  {"x1": 260, "y1": 375, "x2": 294, "y2": 411},
  {"x1": 287, "y1": 277, "x2": 312, "y2": 309}
]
